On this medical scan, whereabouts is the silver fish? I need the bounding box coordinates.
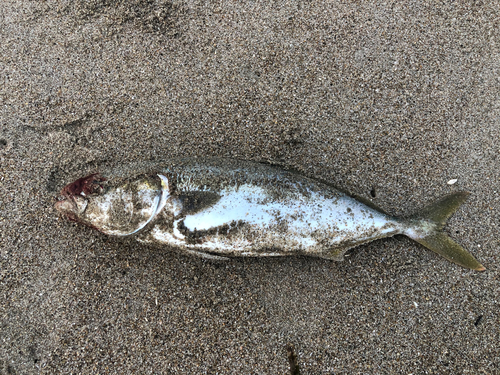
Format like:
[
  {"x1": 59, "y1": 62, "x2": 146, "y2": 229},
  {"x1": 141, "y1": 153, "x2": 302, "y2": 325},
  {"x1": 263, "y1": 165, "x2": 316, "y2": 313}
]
[{"x1": 55, "y1": 158, "x2": 485, "y2": 270}]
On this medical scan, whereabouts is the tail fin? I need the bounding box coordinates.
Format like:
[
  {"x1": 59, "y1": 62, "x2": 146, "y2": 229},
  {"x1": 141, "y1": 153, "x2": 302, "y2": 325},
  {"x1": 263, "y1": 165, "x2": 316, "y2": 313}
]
[{"x1": 405, "y1": 192, "x2": 485, "y2": 271}]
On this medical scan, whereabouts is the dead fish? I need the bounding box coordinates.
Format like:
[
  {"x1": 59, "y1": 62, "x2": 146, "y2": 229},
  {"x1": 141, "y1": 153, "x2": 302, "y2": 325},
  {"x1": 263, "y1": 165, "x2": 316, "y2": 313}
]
[{"x1": 55, "y1": 157, "x2": 485, "y2": 271}]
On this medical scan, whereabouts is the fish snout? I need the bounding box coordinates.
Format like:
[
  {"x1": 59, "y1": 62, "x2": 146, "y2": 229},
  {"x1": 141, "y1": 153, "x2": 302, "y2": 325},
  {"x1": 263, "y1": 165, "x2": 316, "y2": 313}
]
[{"x1": 55, "y1": 195, "x2": 88, "y2": 219}]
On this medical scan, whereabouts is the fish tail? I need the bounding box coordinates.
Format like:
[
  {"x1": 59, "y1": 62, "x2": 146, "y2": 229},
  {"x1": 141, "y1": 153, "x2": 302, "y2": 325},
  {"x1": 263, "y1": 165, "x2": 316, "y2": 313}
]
[{"x1": 404, "y1": 192, "x2": 485, "y2": 271}]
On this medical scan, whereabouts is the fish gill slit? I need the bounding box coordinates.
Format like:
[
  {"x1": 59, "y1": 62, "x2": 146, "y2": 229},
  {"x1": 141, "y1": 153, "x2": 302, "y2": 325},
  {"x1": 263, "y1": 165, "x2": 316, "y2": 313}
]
[{"x1": 156, "y1": 174, "x2": 170, "y2": 215}]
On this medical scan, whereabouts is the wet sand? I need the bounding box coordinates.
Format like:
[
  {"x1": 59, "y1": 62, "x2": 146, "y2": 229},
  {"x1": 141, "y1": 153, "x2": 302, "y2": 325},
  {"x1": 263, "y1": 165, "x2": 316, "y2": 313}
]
[{"x1": 1, "y1": 1, "x2": 499, "y2": 373}]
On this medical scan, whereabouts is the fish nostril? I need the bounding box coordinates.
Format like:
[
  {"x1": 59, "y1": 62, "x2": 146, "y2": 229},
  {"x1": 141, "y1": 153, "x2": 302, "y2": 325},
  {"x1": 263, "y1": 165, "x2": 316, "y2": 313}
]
[
  {"x1": 0, "y1": 139, "x2": 7, "y2": 148},
  {"x1": 370, "y1": 188, "x2": 376, "y2": 198}
]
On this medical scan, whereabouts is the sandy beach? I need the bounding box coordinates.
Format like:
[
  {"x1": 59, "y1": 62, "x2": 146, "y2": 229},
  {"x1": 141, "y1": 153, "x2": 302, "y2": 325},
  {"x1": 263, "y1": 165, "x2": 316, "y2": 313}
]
[{"x1": 1, "y1": 1, "x2": 499, "y2": 373}]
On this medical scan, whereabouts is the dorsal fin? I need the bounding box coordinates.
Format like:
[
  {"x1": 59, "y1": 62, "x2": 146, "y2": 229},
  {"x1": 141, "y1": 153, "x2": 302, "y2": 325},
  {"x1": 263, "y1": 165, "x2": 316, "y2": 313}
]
[
  {"x1": 258, "y1": 159, "x2": 390, "y2": 215},
  {"x1": 349, "y1": 193, "x2": 389, "y2": 215}
]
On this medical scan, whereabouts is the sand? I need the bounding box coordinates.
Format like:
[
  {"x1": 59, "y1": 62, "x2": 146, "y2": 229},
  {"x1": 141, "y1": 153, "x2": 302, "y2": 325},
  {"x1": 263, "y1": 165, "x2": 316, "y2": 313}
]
[{"x1": 1, "y1": 0, "x2": 499, "y2": 373}]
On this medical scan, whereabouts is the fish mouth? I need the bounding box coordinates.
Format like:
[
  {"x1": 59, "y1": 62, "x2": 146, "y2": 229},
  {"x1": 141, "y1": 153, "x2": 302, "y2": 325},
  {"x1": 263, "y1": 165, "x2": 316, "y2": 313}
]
[
  {"x1": 55, "y1": 173, "x2": 105, "y2": 221},
  {"x1": 54, "y1": 198, "x2": 76, "y2": 214},
  {"x1": 55, "y1": 195, "x2": 88, "y2": 222}
]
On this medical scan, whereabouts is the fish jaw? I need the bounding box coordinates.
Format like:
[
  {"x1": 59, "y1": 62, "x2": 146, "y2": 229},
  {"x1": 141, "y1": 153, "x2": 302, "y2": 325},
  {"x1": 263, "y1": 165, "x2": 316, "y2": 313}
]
[
  {"x1": 55, "y1": 195, "x2": 88, "y2": 222},
  {"x1": 56, "y1": 173, "x2": 104, "y2": 223}
]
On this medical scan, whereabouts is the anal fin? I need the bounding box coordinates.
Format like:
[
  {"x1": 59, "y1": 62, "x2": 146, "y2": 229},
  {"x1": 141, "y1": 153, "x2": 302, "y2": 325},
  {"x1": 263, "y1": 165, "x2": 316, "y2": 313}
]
[{"x1": 184, "y1": 249, "x2": 229, "y2": 261}]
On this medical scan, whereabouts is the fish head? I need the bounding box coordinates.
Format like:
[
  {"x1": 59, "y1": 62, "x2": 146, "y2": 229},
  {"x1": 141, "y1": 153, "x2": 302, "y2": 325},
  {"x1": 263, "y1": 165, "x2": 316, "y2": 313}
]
[{"x1": 55, "y1": 173, "x2": 162, "y2": 235}]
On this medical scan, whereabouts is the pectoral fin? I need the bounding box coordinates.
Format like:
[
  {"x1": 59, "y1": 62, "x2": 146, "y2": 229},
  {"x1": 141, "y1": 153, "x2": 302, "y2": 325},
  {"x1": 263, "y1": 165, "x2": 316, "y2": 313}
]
[{"x1": 177, "y1": 191, "x2": 222, "y2": 215}]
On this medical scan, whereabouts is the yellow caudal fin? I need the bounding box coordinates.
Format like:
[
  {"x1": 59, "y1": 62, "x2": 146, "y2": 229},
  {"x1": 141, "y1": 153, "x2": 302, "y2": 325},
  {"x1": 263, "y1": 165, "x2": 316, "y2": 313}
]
[
  {"x1": 413, "y1": 232, "x2": 485, "y2": 271},
  {"x1": 407, "y1": 192, "x2": 485, "y2": 271}
]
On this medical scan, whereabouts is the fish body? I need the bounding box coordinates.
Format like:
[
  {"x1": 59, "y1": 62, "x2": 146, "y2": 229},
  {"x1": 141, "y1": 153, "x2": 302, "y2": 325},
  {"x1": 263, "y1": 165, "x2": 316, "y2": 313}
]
[{"x1": 55, "y1": 158, "x2": 485, "y2": 270}]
